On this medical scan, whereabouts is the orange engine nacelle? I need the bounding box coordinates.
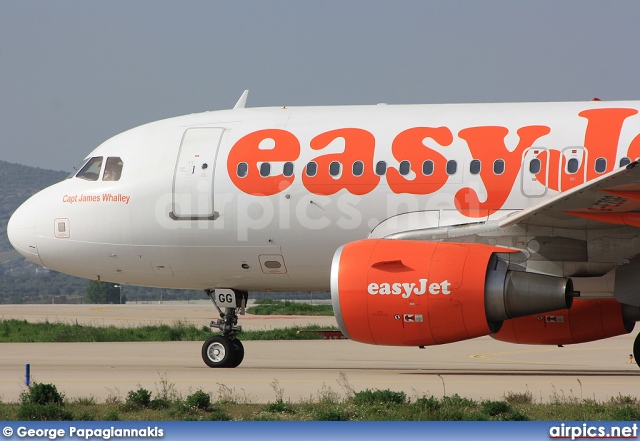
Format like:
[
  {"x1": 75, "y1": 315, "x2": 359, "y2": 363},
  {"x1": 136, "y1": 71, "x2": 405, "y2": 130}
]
[
  {"x1": 330, "y1": 239, "x2": 576, "y2": 347},
  {"x1": 493, "y1": 298, "x2": 636, "y2": 345}
]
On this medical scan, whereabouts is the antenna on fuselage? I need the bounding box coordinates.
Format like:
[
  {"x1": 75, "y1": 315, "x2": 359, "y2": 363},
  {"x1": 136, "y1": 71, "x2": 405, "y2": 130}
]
[{"x1": 234, "y1": 90, "x2": 249, "y2": 109}]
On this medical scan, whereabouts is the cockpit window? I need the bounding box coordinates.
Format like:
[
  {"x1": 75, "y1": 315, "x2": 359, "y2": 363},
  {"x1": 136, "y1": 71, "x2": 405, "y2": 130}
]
[
  {"x1": 67, "y1": 158, "x2": 90, "y2": 179},
  {"x1": 103, "y1": 157, "x2": 124, "y2": 181},
  {"x1": 76, "y1": 157, "x2": 103, "y2": 181}
]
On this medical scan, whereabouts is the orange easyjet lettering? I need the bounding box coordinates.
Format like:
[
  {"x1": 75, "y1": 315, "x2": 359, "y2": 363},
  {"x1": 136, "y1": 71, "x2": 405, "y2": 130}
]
[
  {"x1": 454, "y1": 125, "x2": 550, "y2": 217},
  {"x1": 386, "y1": 127, "x2": 452, "y2": 195},
  {"x1": 580, "y1": 109, "x2": 637, "y2": 180},
  {"x1": 226, "y1": 108, "x2": 640, "y2": 217},
  {"x1": 302, "y1": 128, "x2": 378, "y2": 196},
  {"x1": 227, "y1": 129, "x2": 300, "y2": 196},
  {"x1": 537, "y1": 108, "x2": 638, "y2": 191}
]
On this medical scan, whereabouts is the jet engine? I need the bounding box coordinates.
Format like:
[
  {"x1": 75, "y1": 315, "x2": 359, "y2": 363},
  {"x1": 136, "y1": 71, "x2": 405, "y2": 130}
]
[
  {"x1": 493, "y1": 298, "x2": 638, "y2": 345},
  {"x1": 330, "y1": 239, "x2": 577, "y2": 346}
]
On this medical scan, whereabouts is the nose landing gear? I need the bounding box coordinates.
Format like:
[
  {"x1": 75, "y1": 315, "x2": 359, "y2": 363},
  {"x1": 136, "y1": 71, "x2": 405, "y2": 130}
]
[{"x1": 202, "y1": 289, "x2": 248, "y2": 368}]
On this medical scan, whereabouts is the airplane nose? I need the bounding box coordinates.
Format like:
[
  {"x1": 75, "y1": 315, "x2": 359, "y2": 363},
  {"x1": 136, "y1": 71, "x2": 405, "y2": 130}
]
[{"x1": 7, "y1": 197, "x2": 43, "y2": 265}]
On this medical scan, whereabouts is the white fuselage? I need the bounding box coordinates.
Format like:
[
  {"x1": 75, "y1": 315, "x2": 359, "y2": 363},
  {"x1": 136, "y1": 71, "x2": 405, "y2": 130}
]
[{"x1": 8, "y1": 101, "x2": 640, "y2": 292}]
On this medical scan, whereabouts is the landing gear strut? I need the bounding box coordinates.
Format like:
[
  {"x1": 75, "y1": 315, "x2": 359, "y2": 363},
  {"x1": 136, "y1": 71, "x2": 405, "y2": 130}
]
[{"x1": 202, "y1": 289, "x2": 248, "y2": 368}]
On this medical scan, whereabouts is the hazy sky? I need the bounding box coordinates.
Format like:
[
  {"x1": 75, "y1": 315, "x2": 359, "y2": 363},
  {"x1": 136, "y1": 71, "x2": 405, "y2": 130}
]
[{"x1": 1, "y1": 1, "x2": 639, "y2": 171}]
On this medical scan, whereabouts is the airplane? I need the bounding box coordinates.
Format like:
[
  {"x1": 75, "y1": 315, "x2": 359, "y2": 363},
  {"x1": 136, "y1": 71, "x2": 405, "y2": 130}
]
[{"x1": 8, "y1": 91, "x2": 640, "y2": 369}]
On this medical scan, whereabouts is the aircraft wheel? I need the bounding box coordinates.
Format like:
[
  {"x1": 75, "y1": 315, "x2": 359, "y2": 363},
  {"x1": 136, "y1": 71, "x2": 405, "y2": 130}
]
[
  {"x1": 634, "y1": 332, "x2": 640, "y2": 369},
  {"x1": 230, "y1": 339, "x2": 245, "y2": 368},
  {"x1": 202, "y1": 336, "x2": 235, "y2": 368}
]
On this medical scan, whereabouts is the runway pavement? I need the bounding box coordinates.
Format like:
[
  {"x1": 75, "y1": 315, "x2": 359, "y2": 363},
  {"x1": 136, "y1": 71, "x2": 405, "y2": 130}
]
[{"x1": 1, "y1": 304, "x2": 639, "y2": 403}]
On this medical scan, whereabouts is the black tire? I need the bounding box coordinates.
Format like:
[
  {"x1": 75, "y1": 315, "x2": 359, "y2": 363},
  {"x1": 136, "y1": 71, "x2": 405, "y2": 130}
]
[
  {"x1": 202, "y1": 336, "x2": 235, "y2": 368},
  {"x1": 634, "y1": 332, "x2": 640, "y2": 368},
  {"x1": 229, "y1": 339, "x2": 245, "y2": 368}
]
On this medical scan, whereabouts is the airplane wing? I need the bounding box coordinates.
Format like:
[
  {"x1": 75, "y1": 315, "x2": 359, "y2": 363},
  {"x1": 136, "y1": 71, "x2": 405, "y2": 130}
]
[
  {"x1": 498, "y1": 162, "x2": 640, "y2": 230},
  {"x1": 382, "y1": 161, "x2": 640, "y2": 309}
]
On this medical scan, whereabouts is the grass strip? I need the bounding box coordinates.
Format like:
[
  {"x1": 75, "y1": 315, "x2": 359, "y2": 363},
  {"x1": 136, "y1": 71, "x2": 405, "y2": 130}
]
[
  {"x1": 1, "y1": 383, "x2": 640, "y2": 421},
  {"x1": 247, "y1": 300, "x2": 334, "y2": 316},
  {"x1": 0, "y1": 319, "x2": 339, "y2": 343}
]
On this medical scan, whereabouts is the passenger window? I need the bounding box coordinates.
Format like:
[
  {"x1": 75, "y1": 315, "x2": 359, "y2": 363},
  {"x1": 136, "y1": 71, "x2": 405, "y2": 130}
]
[
  {"x1": 595, "y1": 158, "x2": 607, "y2": 174},
  {"x1": 620, "y1": 157, "x2": 632, "y2": 167},
  {"x1": 283, "y1": 162, "x2": 294, "y2": 177},
  {"x1": 375, "y1": 161, "x2": 387, "y2": 176},
  {"x1": 76, "y1": 157, "x2": 103, "y2": 181},
  {"x1": 493, "y1": 159, "x2": 505, "y2": 175},
  {"x1": 329, "y1": 161, "x2": 341, "y2": 177},
  {"x1": 469, "y1": 159, "x2": 481, "y2": 175},
  {"x1": 260, "y1": 162, "x2": 271, "y2": 177},
  {"x1": 103, "y1": 157, "x2": 124, "y2": 181},
  {"x1": 567, "y1": 158, "x2": 579, "y2": 174},
  {"x1": 446, "y1": 160, "x2": 457, "y2": 175},
  {"x1": 306, "y1": 161, "x2": 317, "y2": 177},
  {"x1": 237, "y1": 162, "x2": 248, "y2": 178},
  {"x1": 399, "y1": 160, "x2": 411, "y2": 176},
  {"x1": 352, "y1": 161, "x2": 364, "y2": 177},
  {"x1": 529, "y1": 158, "x2": 541, "y2": 174},
  {"x1": 422, "y1": 160, "x2": 434, "y2": 176}
]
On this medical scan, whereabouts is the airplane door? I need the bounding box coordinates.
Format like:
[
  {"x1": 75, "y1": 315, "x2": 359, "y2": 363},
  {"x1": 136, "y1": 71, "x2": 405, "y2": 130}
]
[
  {"x1": 521, "y1": 148, "x2": 548, "y2": 197},
  {"x1": 171, "y1": 128, "x2": 224, "y2": 220}
]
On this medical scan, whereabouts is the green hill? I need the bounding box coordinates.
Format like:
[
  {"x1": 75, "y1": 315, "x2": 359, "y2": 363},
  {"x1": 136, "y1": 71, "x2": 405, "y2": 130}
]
[{"x1": 0, "y1": 160, "x2": 68, "y2": 254}]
